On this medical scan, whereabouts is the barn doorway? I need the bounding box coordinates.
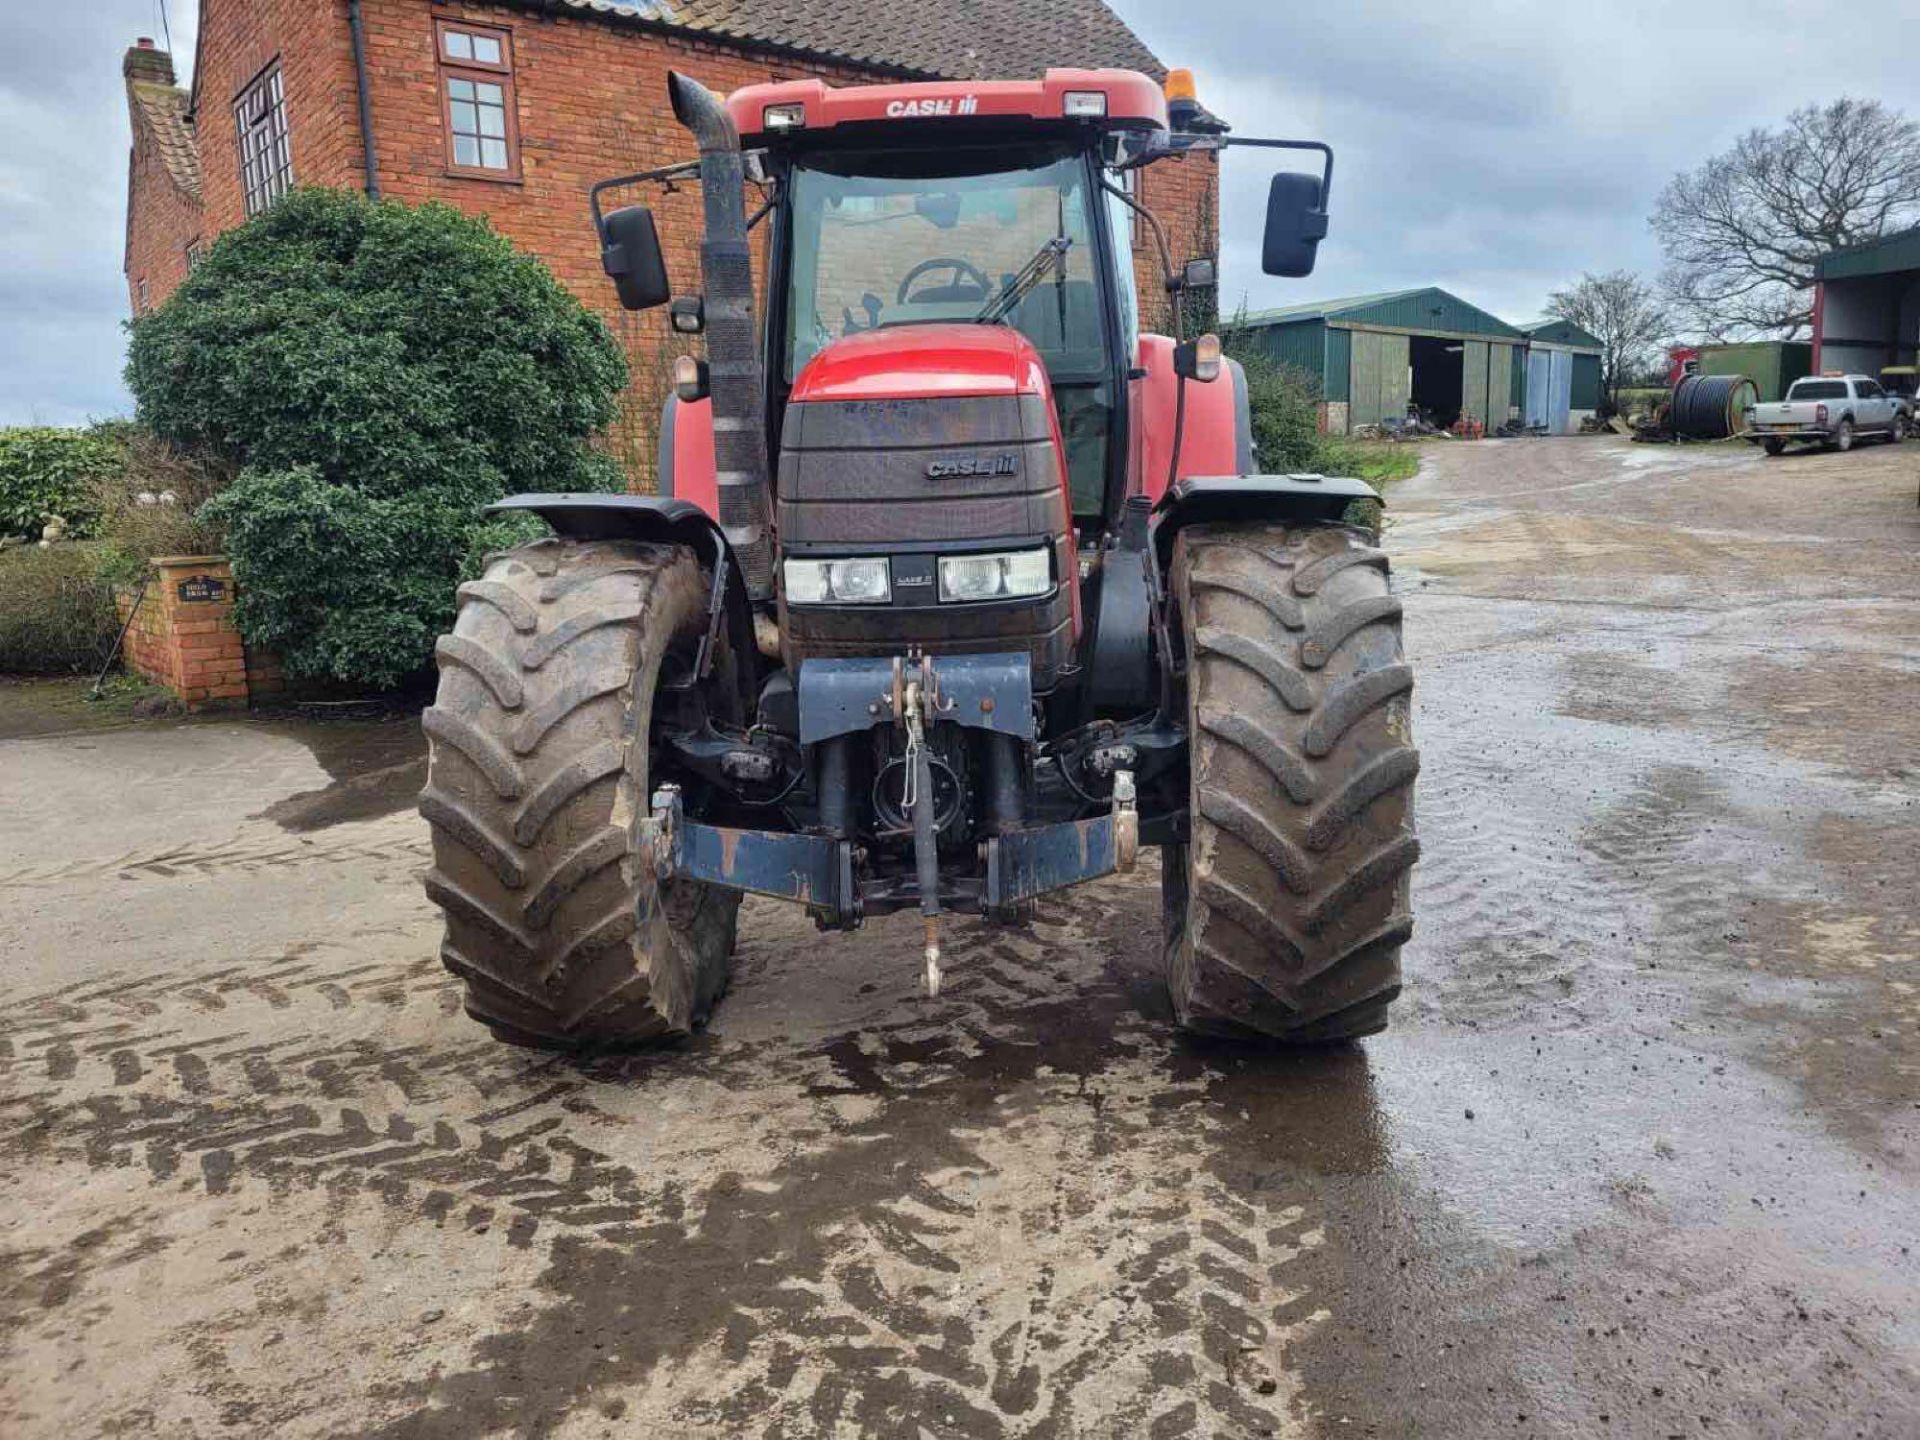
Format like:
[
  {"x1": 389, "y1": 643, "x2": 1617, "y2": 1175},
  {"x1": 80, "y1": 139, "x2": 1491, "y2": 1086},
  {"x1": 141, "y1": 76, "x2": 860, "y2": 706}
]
[{"x1": 1409, "y1": 335, "x2": 1463, "y2": 427}]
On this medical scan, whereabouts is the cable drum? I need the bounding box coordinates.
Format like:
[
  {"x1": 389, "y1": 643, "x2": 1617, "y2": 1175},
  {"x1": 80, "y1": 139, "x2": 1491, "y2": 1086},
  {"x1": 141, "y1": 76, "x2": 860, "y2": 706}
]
[{"x1": 1671, "y1": 374, "x2": 1759, "y2": 439}]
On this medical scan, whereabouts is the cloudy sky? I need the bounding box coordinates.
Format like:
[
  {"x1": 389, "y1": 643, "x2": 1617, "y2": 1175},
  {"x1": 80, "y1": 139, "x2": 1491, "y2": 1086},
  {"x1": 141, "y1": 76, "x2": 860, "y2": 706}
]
[{"x1": 6, "y1": 1, "x2": 1918, "y2": 426}]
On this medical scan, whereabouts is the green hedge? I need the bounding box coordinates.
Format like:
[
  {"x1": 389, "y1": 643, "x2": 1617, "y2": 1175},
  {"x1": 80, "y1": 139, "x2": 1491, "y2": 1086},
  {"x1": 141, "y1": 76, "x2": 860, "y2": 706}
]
[
  {"x1": 0, "y1": 543, "x2": 117, "y2": 674},
  {"x1": 126, "y1": 189, "x2": 628, "y2": 689},
  {"x1": 0, "y1": 427, "x2": 121, "y2": 541},
  {"x1": 1228, "y1": 348, "x2": 1327, "y2": 472}
]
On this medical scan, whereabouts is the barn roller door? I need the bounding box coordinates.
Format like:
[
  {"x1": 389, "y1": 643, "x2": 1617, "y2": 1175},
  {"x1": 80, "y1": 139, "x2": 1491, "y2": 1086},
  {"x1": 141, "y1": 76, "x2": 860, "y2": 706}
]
[
  {"x1": 1462, "y1": 340, "x2": 1489, "y2": 427},
  {"x1": 1487, "y1": 342, "x2": 1513, "y2": 425},
  {"x1": 1549, "y1": 350, "x2": 1573, "y2": 433},
  {"x1": 1348, "y1": 329, "x2": 1410, "y2": 429},
  {"x1": 1526, "y1": 349, "x2": 1551, "y2": 428}
]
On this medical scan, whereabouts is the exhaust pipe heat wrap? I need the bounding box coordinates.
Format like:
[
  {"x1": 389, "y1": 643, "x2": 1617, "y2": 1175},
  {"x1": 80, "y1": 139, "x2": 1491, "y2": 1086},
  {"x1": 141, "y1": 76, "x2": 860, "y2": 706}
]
[{"x1": 668, "y1": 70, "x2": 775, "y2": 600}]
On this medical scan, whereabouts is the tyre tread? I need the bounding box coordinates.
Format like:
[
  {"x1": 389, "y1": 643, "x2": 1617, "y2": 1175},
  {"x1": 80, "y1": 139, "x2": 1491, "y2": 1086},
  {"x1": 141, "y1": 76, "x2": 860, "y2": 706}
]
[
  {"x1": 420, "y1": 540, "x2": 737, "y2": 1051},
  {"x1": 1166, "y1": 523, "x2": 1418, "y2": 1043}
]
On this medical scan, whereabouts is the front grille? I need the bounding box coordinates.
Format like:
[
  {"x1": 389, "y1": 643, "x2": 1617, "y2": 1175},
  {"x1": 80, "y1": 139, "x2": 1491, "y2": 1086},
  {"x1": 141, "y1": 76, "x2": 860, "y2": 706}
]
[
  {"x1": 776, "y1": 392, "x2": 1076, "y2": 689},
  {"x1": 778, "y1": 395, "x2": 1067, "y2": 548}
]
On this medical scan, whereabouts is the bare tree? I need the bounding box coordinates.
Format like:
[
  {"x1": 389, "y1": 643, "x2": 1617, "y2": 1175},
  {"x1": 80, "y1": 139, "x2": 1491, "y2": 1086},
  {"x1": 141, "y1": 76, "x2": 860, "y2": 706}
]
[
  {"x1": 1652, "y1": 99, "x2": 1920, "y2": 338},
  {"x1": 1545, "y1": 270, "x2": 1669, "y2": 416}
]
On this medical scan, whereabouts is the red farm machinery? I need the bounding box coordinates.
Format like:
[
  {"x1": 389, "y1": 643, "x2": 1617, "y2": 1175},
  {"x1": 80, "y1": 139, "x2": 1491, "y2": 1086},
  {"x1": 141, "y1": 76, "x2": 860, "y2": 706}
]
[{"x1": 419, "y1": 67, "x2": 1419, "y2": 1050}]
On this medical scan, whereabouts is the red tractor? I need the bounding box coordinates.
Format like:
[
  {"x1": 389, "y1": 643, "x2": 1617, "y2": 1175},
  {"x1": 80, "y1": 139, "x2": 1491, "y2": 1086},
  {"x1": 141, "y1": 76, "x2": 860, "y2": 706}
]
[{"x1": 420, "y1": 67, "x2": 1418, "y2": 1050}]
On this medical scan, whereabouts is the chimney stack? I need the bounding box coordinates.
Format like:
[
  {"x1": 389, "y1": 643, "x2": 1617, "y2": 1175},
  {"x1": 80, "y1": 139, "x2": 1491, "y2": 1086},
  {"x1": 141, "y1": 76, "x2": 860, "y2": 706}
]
[{"x1": 124, "y1": 37, "x2": 177, "y2": 89}]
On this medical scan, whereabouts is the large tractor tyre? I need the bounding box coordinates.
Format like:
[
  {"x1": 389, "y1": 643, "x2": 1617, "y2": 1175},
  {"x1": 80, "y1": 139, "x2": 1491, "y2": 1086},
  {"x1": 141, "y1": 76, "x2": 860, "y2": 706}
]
[
  {"x1": 420, "y1": 538, "x2": 739, "y2": 1050},
  {"x1": 1163, "y1": 522, "x2": 1419, "y2": 1043}
]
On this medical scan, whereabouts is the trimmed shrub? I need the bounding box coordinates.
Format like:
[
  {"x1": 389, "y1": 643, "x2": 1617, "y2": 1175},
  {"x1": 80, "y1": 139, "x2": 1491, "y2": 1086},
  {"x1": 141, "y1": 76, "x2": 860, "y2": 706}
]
[
  {"x1": 126, "y1": 188, "x2": 628, "y2": 687},
  {"x1": 1228, "y1": 348, "x2": 1325, "y2": 472},
  {"x1": 0, "y1": 543, "x2": 117, "y2": 674},
  {"x1": 0, "y1": 427, "x2": 120, "y2": 540}
]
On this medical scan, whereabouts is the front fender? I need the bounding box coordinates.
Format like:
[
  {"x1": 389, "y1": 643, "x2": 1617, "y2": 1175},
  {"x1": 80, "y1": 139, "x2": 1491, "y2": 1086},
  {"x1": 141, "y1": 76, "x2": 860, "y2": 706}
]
[
  {"x1": 487, "y1": 492, "x2": 758, "y2": 706},
  {"x1": 1150, "y1": 474, "x2": 1382, "y2": 571}
]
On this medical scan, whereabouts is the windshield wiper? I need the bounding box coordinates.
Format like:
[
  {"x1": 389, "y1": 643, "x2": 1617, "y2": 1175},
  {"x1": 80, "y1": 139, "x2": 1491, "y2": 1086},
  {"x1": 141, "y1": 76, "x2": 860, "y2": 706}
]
[{"x1": 976, "y1": 237, "x2": 1072, "y2": 325}]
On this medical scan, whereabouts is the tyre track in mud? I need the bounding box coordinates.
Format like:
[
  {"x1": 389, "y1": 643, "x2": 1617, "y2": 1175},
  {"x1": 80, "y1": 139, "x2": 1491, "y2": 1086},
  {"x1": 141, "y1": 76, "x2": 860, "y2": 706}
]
[
  {"x1": 0, "y1": 831, "x2": 431, "y2": 890},
  {"x1": 2, "y1": 871, "x2": 1332, "y2": 1437}
]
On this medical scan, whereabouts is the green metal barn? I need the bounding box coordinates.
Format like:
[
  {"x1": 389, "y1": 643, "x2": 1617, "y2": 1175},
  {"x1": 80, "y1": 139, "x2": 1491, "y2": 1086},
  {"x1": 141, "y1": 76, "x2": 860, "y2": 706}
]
[{"x1": 1232, "y1": 287, "x2": 1528, "y2": 434}]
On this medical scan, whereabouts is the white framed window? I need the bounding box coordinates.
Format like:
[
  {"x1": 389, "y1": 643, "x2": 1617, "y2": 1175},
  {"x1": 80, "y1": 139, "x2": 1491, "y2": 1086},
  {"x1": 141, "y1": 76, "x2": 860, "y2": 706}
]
[{"x1": 235, "y1": 62, "x2": 293, "y2": 216}]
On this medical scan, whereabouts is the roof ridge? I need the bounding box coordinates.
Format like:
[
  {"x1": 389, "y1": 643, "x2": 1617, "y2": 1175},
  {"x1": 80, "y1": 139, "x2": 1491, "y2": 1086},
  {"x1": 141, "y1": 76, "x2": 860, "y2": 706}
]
[{"x1": 536, "y1": 0, "x2": 1165, "y2": 80}]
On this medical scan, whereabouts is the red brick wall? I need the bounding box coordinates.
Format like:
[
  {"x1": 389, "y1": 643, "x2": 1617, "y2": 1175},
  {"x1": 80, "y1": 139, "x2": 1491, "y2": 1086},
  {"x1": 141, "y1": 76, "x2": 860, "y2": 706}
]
[
  {"x1": 190, "y1": 0, "x2": 365, "y2": 238},
  {"x1": 1130, "y1": 149, "x2": 1219, "y2": 334},
  {"x1": 115, "y1": 558, "x2": 279, "y2": 710},
  {"x1": 124, "y1": 127, "x2": 204, "y2": 316},
  {"x1": 357, "y1": 3, "x2": 890, "y2": 307}
]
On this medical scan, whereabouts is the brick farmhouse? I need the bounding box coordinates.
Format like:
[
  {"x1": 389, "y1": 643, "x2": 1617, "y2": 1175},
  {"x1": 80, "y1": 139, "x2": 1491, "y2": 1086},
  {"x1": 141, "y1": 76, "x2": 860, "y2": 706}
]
[{"x1": 124, "y1": 0, "x2": 1222, "y2": 461}]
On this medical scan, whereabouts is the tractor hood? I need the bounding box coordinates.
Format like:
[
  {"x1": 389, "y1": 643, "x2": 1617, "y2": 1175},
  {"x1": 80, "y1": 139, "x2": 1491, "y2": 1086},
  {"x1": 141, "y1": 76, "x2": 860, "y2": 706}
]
[{"x1": 789, "y1": 325, "x2": 1052, "y2": 404}]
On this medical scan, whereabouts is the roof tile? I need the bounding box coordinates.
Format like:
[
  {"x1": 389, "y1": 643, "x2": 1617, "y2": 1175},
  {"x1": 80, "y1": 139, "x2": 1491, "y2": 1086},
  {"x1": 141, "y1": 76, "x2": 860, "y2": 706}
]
[
  {"x1": 131, "y1": 82, "x2": 200, "y2": 201},
  {"x1": 551, "y1": 0, "x2": 1164, "y2": 78}
]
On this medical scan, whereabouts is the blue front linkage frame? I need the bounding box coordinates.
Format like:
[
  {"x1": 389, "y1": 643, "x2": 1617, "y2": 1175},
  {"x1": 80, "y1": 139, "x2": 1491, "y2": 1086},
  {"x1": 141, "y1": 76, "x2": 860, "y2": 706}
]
[{"x1": 635, "y1": 652, "x2": 1136, "y2": 927}]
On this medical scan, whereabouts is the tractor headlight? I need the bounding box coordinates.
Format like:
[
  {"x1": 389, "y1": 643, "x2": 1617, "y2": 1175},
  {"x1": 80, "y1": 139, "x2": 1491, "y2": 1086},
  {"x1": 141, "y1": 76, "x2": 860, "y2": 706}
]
[
  {"x1": 783, "y1": 556, "x2": 891, "y2": 605},
  {"x1": 937, "y1": 547, "x2": 1052, "y2": 603}
]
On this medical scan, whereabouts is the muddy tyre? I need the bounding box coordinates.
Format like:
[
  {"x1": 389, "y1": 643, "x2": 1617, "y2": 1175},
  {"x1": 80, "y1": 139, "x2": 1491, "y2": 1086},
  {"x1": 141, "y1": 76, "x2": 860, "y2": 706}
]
[
  {"x1": 420, "y1": 538, "x2": 738, "y2": 1050},
  {"x1": 1163, "y1": 522, "x2": 1418, "y2": 1042}
]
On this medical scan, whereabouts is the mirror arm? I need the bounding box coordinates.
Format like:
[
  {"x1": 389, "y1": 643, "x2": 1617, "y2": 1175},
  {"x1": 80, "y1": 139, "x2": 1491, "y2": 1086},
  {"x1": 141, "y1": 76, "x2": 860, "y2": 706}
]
[
  {"x1": 588, "y1": 151, "x2": 772, "y2": 242},
  {"x1": 1136, "y1": 133, "x2": 1336, "y2": 208},
  {"x1": 1223, "y1": 136, "x2": 1335, "y2": 206},
  {"x1": 590, "y1": 159, "x2": 702, "y2": 242},
  {"x1": 1100, "y1": 177, "x2": 1183, "y2": 344}
]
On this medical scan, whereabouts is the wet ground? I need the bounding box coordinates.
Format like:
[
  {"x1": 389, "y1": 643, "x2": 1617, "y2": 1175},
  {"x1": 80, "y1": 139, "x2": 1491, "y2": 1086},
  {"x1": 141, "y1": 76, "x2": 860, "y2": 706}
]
[{"x1": 2, "y1": 436, "x2": 1916, "y2": 1437}]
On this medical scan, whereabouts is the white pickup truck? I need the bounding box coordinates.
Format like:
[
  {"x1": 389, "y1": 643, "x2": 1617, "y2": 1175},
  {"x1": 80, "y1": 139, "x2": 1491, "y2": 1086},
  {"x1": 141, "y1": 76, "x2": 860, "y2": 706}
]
[{"x1": 1746, "y1": 374, "x2": 1909, "y2": 455}]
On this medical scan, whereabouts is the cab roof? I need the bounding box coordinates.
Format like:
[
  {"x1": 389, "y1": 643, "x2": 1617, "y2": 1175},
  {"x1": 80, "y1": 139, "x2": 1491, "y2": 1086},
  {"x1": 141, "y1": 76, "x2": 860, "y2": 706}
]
[{"x1": 726, "y1": 69, "x2": 1168, "y2": 143}]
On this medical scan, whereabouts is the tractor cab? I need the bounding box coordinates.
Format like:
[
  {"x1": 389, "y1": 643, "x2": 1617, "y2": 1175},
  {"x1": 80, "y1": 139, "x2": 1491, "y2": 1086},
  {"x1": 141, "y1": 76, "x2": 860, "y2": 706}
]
[
  {"x1": 598, "y1": 69, "x2": 1334, "y2": 554},
  {"x1": 741, "y1": 70, "x2": 1173, "y2": 528}
]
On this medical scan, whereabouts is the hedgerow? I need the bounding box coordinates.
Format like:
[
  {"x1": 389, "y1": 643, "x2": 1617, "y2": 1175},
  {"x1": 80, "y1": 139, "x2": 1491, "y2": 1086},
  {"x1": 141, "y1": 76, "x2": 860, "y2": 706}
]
[{"x1": 0, "y1": 427, "x2": 120, "y2": 540}]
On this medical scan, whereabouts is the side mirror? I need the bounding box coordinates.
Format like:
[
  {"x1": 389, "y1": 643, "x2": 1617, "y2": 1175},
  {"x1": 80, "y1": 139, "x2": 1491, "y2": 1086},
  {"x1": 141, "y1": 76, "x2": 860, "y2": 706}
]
[
  {"x1": 1179, "y1": 257, "x2": 1218, "y2": 291},
  {"x1": 669, "y1": 295, "x2": 705, "y2": 334},
  {"x1": 601, "y1": 205, "x2": 670, "y2": 311},
  {"x1": 1262, "y1": 172, "x2": 1329, "y2": 278}
]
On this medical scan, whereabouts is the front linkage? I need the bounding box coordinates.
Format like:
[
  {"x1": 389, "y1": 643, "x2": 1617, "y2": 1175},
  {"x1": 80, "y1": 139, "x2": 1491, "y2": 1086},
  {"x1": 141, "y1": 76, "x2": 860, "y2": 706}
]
[{"x1": 637, "y1": 650, "x2": 1140, "y2": 996}]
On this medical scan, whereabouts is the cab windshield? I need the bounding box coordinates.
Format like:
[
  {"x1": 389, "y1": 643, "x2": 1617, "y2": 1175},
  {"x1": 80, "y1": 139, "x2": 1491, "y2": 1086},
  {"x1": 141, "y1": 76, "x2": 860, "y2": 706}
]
[{"x1": 783, "y1": 144, "x2": 1108, "y2": 384}]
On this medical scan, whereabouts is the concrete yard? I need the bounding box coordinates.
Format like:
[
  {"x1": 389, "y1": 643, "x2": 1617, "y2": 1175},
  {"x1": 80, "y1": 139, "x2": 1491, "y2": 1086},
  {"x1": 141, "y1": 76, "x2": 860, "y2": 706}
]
[{"x1": 2, "y1": 436, "x2": 1916, "y2": 1437}]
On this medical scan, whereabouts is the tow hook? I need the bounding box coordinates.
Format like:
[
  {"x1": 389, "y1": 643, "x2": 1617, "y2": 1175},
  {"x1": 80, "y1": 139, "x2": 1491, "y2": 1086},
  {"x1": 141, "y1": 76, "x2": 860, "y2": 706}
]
[{"x1": 1112, "y1": 770, "x2": 1138, "y2": 873}]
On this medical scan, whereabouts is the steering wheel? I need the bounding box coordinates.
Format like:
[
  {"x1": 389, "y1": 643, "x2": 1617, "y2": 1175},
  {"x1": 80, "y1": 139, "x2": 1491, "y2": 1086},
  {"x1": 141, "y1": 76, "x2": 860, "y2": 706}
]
[{"x1": 896, "y1": 258, "x2": 992, "y2": 305}]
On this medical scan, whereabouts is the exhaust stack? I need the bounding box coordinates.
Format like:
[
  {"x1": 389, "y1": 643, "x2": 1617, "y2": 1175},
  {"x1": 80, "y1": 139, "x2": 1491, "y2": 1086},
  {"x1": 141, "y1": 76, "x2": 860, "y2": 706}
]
[{"x1": 668, "y1": 70, "x2": 775, "y2": 601}]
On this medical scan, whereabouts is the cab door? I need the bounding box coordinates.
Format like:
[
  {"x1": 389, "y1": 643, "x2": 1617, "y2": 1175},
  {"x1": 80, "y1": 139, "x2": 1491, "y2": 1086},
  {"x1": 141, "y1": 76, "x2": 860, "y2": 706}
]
[{"x1": 1857, "y1": 380, "x2": 1894, "y2": 431}]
